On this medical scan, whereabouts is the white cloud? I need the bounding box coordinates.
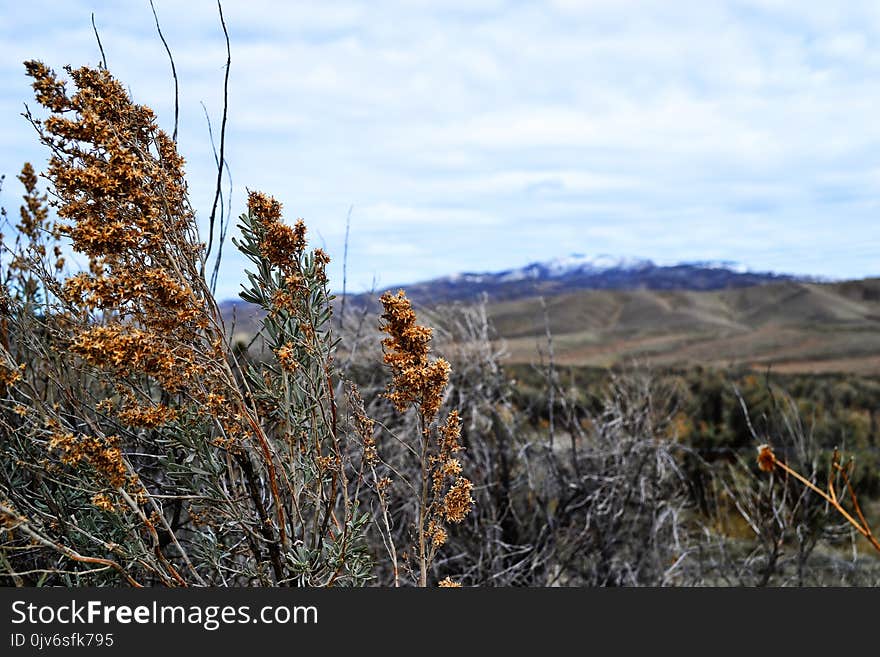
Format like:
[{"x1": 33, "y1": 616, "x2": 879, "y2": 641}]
[{"x1": 3, "y1": 0, "x2": 880, "y2": 300}]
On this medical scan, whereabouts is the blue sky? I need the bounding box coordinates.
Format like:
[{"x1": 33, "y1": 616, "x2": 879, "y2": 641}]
[{"x1": 3, "y1": 1, "x2": 880, "y2": 300}]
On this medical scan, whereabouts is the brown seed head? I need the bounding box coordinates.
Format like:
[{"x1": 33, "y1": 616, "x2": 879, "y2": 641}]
[
  {"x1": 757, "y1": 444, "x2": 776, "y2": 473},
  {"x1": 442, "y1": 477, "x2": 474, "y2": 524},
  {"x1": 438, "y1": 577, "x2": 461, "y2": 588},
  {"x1": 379, "y1": 290, "x2": 450, "y2": 422}
]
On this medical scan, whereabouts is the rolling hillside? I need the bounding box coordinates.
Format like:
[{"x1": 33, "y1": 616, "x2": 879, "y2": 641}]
[
  {"x1": 358, "y1": 254, "x2": 803, "y2": 306},
  {"x1": 489, "y1": 279, "x2": 880, "y2": 373},
  {"x1": 220, "y1": 255, "x2": 880, "y2": 374}
]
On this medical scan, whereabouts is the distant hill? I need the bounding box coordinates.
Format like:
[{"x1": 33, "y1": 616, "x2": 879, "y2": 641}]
[
  {"x1": 490, "y1": 278, "x2": 880, "y2": 373},
  {"x1": 222, "y1": 255, "x2": 799, "y2": 336},
  {"x1": 354, "y1": 254, "x2": 806, "y2": 307},
  {"x1": 218, "y1": 256, "x2": 880, "y2": 374}
]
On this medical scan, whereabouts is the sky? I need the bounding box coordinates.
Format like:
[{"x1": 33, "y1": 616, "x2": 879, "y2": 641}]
[{"x1": 3, "y1": 1, "x2": 880, "y2": 300}]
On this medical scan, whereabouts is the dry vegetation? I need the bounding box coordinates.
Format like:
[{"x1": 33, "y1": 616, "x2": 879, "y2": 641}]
[
  {"x1": 486, "y1": 281, "x2": 880, "y2": 372},
  {"x1": 1, "y1": 23, "x2": 878, "y2": 587},
  {"x1": 0, "y1": 59, "x2": 474, "y2": 586}
]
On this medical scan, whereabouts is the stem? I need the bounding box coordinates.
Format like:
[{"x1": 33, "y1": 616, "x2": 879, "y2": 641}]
[
  {"x1": 771, "y1": 455, "x2": 880, "y2": 552},
  {"x1": 2, "y1": 504, "x2": 143, "y2": 587},
  {"x1": 418, "y1": 411, "x2": 430, "y2": 588}
]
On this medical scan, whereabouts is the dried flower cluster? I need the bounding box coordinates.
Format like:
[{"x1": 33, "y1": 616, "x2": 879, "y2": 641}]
[
  {"x1": 1, "y1": 49, "x2": 469, "y2": 589},
  {"x1": 437, "y1": 576, "x2": 461, "y2": 588},
  {"x1": 274, "y1": 342, "x2": 299, "y2": 372},
  {"x1": 379, "y1": 290, "x2": 473, "y2": 585},
  {"x1": 15, "y1": 163, "x2": 48, "y2": 241},
  {"x1": 117, "y1": 402, "x2": 179, "y2": 428},
  {"x1": 0, "y1": 362, "x2": 24, "y2": 389},
  {"x1": 24, "y1": 61, "x2": 203, "y2": 320},
  {"x1": 91, "y1": 492, "x2": 116, "y2": 512},
  {"x1": 431, "y1": 410, "x2": 473, "y2": 524},
  {"x1": 22, "y1": 61, "x2": 243, "y2": 440},
  {"x1": 249, "y1": 192, "x2": 307, "y2": 271},
  {"x1": 243, "y1": 191, "x2": 332, "y2": 375},
  {"x1": 349, "y1": 385, "x2": 378, "y2": 466},
  {"x1": 48, "y1": 430, "x2": 127, "y2": 489},
  {"x1": 233, "y1": 187, "x2": 375, "y2": 585},
  {"x1": 15, "y1": 163, "x2": 64, "y2": 273},
  {"x1": 441, "y1": 475, "x2": 474, "y2": 524},
  {"x1": 1, "y1": 161, "x2": 61, "y2": 325},
  {"x1": 380, "y1": 290, "x2": 451, "y2": 422}
]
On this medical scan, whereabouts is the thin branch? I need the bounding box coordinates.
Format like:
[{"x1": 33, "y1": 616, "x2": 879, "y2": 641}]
[
  {"x1": 540, "y1": 296, "x2": 555, "y2": 448},
  {"x1": 0, "y1": 503, "x2": 143, "y2": 587},
  {"x1": 734, "y1": 384, "x2": 761, "y2": 442},
  {"x1": 148, "y1": 0, "x2": 179, "y2": 143},
  {"x1": 835, "y1": 460, "x2": 880, "y2": 552},
  {"x1": 91, "y1": 13, "x2": 107, "y2": 70},
  {"x1": 204, "y1": 0, "x2": 231, "y2": 275},
  {"x1": 340, "y1": 205, "x2": 352, "y2": 331},
  {"x1": 760, "y1": 446, "x2": 880, "y2": 553},
  {"x1": 202, "y1": 101, "x2": 234, "y2": 294}
]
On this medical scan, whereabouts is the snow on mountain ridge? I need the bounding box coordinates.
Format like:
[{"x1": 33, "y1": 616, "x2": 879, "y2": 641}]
[
  {"x1": 677, "y1": 260, "x2": 750, "y2": 274},
  {"x1": 492, "y1": 253, "x2": 656, "y2": 281},
  {"x1": 441, "y1": 254, "x2": 756, "y2": 286},
  {"x1": 541, "y1": 253, "x2": 655, "y2": 276}
]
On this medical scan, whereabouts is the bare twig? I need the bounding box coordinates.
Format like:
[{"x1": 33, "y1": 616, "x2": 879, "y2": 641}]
[
  {"x1": 148, "y1": 0, "x2": 179, "y2": 142},
  {"x1": 90, "y1": 14, "x2": 107, "y2": 70},
  {"x1": 202, "y1": 102, "x2": 234, "y2": 294},
  {"x1": 540, "y1": 296, "x2": 555, "y2": 448},
  {"x1": 758, "y1": 445, "x2": 880, "y2": 553},
  {"x1": 204, "y1": 0, "x2": 231, "y2": 275},
  {"x1": 340, "y1": 205, "x2": 352, "y2": 332}
]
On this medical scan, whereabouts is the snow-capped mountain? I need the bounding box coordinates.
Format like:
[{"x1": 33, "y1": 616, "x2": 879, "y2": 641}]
[
  {"x1": 384, "y1": 254, "x2": 803, "y2": 306},
  {"x1": 221, "y1": 254, "x2": 815, "y2": 329},
  {"x1": 444, "y1": 254, "x2": 654, "y2": 285}
]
